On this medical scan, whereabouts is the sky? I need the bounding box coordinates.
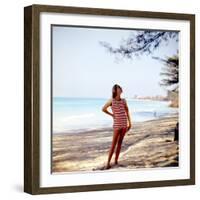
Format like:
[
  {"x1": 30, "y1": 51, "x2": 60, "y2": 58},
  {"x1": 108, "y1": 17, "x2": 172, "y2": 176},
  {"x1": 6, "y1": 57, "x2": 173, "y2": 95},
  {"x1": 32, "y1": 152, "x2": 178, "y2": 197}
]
[{"x1": 52, "y1": 25, "x2": 179, "y2": 98}]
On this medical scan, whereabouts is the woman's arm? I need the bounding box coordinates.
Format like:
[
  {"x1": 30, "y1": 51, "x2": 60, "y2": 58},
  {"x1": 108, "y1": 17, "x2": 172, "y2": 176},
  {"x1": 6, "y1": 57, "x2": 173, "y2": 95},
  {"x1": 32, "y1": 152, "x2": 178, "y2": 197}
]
[
  {"x1": 102, "y1": 99, "x2": 113, "y2": 117},
  {"x1": 124, "y1": 99, "x2": 132, "y2": 128}
]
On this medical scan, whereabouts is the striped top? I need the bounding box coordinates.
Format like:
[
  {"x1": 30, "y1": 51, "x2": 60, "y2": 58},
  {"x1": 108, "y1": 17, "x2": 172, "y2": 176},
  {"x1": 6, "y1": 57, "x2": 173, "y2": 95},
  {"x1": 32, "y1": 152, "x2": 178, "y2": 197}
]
[{"x1": 111, "y1": 98, "x2": 128, "y2": 130}]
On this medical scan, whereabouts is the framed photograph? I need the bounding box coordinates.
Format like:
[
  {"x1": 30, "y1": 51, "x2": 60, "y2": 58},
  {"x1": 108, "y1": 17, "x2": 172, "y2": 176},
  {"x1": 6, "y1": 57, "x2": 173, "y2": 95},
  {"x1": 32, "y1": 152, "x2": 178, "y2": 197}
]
[{"x1": 24, "y1": 4, "x2": 195, "y2": 195}]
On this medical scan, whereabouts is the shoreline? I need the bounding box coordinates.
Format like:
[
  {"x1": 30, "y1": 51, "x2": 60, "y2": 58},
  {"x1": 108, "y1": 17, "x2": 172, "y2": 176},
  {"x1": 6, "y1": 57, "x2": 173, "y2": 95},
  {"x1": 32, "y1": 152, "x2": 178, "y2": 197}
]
[
  {"x1": 53, "y1": 113, "x2": 178, "y2": 135},
  {"x1": 52, "y1": 114, "x2": 178, "y2": 173}
]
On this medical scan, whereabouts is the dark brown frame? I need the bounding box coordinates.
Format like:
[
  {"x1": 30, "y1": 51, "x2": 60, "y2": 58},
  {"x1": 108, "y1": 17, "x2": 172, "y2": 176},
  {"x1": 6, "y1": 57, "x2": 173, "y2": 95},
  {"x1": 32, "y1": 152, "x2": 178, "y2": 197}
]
[{"x1": 24, "y1": 4, "x2": 195, "y2": 195}]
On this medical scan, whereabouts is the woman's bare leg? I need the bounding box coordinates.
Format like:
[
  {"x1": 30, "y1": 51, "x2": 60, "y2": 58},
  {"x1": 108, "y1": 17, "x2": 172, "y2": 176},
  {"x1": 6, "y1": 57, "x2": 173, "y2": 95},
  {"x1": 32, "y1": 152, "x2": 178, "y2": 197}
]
[
  {"x1": 106, "y1": 129, "x2": 120, "y2": 169},
  {"x1": 114, "y1": 127, "x2": 127, "y2": 165}
]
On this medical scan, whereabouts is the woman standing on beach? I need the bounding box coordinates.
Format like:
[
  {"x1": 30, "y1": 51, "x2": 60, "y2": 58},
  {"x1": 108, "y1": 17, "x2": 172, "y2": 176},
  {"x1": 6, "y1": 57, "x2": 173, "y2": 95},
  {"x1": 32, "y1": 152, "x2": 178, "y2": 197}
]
[{"x1": 102, "y1": 84, "x2": 132, "y2": 169}]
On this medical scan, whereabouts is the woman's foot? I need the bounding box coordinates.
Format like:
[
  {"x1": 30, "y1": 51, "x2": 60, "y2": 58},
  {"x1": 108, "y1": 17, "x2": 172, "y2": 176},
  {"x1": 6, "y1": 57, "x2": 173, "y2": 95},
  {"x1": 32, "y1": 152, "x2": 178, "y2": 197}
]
[
  {"x1": 114, "y1": 160, "x2": 118, "y2": 165},
  {"x1": 105, "y1": 163, "x2": 111, "y2": 169}
]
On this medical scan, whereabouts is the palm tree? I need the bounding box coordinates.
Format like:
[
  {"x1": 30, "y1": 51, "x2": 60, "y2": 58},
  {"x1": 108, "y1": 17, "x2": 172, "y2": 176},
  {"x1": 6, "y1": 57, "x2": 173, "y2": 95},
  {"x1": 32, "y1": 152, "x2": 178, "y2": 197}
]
[
  {"x1": 153, "y1": 55, "x2": 179, "y2": 107},
  {"x1": 153, "y1": 55, "x2": 179, "y2": 92}
]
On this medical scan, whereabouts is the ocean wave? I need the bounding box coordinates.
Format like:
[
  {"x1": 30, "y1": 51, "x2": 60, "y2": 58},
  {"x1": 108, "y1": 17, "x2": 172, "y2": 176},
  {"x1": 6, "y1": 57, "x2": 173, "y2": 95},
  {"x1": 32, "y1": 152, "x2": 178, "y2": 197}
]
[
  {"x1": 53, "y1": 97, "x2": 178, "y2": 133},
  {"x1": 60, "y1": 113, "x2": 95, "y2": 122}
]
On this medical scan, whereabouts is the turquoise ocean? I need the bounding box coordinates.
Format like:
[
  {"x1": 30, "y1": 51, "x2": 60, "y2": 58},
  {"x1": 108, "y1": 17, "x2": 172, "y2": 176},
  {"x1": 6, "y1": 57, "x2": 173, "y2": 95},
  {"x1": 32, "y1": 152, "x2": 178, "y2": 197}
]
[{"x1": 53, "y1": 97, "x2": 178, "y2": 134}]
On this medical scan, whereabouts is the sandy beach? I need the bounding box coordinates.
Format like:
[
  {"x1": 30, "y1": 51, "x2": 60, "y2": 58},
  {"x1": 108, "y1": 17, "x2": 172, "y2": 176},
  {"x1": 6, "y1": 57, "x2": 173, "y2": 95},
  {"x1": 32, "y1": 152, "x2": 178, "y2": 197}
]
[{"x1": 52, "y1": 115, "x2": 178, "y2": 173}]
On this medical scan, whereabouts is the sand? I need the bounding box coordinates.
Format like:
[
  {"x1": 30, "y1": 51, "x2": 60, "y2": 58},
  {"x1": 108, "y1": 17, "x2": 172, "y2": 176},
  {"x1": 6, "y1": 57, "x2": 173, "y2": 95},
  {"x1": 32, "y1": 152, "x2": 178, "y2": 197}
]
[{"x1": 52, "y1": 115, "x2": 178, "y2": 173}]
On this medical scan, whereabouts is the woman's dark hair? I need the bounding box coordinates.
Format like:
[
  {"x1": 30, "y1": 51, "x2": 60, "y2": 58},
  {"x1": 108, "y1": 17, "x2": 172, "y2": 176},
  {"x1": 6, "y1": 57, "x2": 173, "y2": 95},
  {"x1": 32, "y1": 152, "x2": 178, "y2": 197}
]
[{"x1": 112, "y1": 84, "x2": 123, "y2": 98}]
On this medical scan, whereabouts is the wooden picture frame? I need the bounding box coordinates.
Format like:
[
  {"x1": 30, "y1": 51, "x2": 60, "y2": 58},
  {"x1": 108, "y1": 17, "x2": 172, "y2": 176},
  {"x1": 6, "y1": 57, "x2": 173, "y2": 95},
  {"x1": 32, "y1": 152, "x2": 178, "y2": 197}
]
[{"x1": 24, "y1": 4, "x2": 195, "y2": 195}]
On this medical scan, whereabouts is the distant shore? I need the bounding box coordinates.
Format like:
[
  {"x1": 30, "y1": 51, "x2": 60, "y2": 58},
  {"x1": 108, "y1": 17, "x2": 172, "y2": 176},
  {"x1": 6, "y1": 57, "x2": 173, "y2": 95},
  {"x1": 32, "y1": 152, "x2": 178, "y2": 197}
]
[{"x1": 52, "y1": 114, "x2": 178, "y2": 173}]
